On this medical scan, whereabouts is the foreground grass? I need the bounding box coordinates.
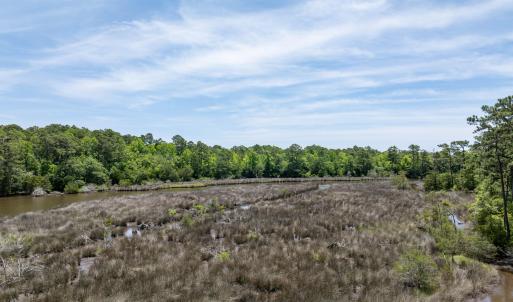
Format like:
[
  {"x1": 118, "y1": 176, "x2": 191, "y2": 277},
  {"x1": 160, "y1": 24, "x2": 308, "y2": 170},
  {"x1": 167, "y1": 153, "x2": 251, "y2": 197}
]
[{"x1": 0, "y1": 182, "x2": 497, "y2": 301}]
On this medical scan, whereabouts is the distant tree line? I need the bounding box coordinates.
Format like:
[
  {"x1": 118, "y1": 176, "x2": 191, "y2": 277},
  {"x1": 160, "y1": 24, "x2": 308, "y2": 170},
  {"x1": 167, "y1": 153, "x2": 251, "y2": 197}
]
[{"x1": 0, "y1": 124, "x2": 476, "y2": 196}]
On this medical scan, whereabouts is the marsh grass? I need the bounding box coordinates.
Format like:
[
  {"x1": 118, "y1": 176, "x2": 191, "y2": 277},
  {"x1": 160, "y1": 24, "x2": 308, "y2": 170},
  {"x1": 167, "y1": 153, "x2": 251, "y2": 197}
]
[
  {"x1": 392, "y1": 172, "x2": 410, "y2": 190},
  {"x1": 0, "y1": 181, "x2": 497, "y2": 301}
]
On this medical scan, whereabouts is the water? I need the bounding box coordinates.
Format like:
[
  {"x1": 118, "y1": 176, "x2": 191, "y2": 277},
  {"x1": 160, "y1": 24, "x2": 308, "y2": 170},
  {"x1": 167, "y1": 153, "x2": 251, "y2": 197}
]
[
  {"x1": 448, "y1": 213, "x2": 466, "y2": 230},
  {"x1": 124, "y1": 227, "x2": 141, "y2": 238},
  {"x1": 240, "y1": 204, "x2": 251, "y2": 210},
  {"x1": 318, "y1": 184, "x2": 331, "y2": 190},
  {"x1": 0, "y1": 188, "x2": 199, "y2": 217},
  {"x1": 480, "y1": 270, "x2": 513, "y2": 302}
]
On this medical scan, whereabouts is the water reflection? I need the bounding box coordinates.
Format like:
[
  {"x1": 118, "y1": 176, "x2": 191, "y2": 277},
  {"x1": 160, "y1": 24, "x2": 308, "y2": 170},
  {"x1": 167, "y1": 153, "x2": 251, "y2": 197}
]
[{"x1": 0, "y1": 187, "x2": 201, "y2": 217}]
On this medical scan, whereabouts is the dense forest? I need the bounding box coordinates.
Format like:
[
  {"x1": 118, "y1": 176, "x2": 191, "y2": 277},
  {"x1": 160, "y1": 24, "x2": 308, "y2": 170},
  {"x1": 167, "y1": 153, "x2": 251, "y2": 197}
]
[
  {"x1": 0, "y1": 96, "x2": 512, "y2": 248},
  {"x1": 1, "y1": 124, "x2": 472, "y2": 195}
]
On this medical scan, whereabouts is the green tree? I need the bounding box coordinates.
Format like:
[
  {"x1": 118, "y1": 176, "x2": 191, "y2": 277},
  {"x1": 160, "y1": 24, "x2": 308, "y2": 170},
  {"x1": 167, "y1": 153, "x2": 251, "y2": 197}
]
[
  {"x1": 172, "y1": 135, "x2": 187, "y2": 155},
  {"x1": 348, "y1": 147, "x2": 373, "y2": 176},
  {"x1": 263, "y1": 153, "x2": 281, "y2": 177},
  {"x1": 387, "y1": 146, "x2": 401, "y2": 174},
  {"x1": 284, "y1": 144, "x2": 306, "y2": 177},
  {"x1": 407, "y1": 144, "x2": 422, "y2": 179},
  {"x1": 242, "y1": 151, "x2": 263, "y2": 178},
  {"x1": 55, "y1": 156, "x2": 109, "y2": 189},
  {"x1": 0, "y1": 137, "x2": 16, "y2": 195},
  {"x1": 437, "y1": 143, "x2": 455, "y2": 188},
  {"x1": 468, "y1": 96, "x2": 513, "y2": 242}
]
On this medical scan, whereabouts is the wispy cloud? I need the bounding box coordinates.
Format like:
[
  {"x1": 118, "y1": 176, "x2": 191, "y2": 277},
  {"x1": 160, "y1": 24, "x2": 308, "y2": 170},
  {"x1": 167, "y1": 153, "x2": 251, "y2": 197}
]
[
  {"x1": 46, "y1": 1, "x2": 510, "y2": 100},
  {"x1": 0, "y1": 0, "x2": 512, "y2": 148},
  {"x1": 0, "y1": 69, "x2": 26, "y2": 92}
]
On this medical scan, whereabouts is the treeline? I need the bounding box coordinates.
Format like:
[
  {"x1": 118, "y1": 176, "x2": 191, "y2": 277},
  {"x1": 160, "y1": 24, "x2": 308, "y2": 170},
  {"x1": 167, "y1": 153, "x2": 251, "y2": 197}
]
[{"x1": 0, "y1": 124, "x2": 474, "y2": 196}]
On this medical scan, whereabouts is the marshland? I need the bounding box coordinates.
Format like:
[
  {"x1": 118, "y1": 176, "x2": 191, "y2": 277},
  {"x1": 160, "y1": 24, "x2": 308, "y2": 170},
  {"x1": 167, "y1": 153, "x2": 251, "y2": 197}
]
[{"x1": 0, "y1": 181, "x2": 499, "y2": 301}]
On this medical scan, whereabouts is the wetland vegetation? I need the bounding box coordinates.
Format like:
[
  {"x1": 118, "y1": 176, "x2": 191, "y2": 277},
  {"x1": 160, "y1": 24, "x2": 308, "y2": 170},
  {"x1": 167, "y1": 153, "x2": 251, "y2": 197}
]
[
  {"x1": 0, "y1": 96, "x2": 512, "y2": 301},
  {"x1": 0, "y1": 182, "x2": 498, "y2": 301}
]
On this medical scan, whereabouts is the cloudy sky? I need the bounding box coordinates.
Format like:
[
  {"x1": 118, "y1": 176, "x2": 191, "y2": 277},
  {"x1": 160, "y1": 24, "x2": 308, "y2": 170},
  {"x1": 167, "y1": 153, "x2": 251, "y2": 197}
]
[{"x1": 1, "y1": 0, "x2": 512, "y2": 149}]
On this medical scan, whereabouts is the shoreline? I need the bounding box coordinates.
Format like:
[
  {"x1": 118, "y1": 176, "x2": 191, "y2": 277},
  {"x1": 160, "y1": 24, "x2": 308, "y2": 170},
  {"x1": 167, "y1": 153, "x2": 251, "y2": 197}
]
[
  {"x1": 3, "y1": 176, "x2": 390, "y2": 198},
  {"x1": 108, "y1": 176, "x2": 389, "y2": 192}
]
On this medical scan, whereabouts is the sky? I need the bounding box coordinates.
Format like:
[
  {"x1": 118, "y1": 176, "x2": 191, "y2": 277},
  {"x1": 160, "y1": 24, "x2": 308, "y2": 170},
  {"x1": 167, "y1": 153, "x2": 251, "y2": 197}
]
[{"x1": 0, "y1": 0, "x2": 512, "y2": 150}]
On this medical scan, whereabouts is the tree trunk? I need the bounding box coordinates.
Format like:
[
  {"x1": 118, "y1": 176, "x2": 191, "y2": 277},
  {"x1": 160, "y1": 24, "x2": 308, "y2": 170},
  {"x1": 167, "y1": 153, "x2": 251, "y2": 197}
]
[
  {"x1": 448, "y1": 153, "x2": 454, "y2": 189},
  {"x1": 498, "y1": 152, "x2": 510, "y2": 242},
  {"x1": 507, "y1": 173, "x2": 511, "y2": 206},
  {"x1": 511, "y1": 166, "x2": 513, "y2": 205}
]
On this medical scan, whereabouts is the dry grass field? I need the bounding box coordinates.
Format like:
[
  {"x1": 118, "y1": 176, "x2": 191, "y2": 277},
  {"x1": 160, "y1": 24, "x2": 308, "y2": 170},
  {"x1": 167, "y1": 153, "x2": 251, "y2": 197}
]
[{"x1": 0, "y1": 181, "x2": 497, "y2": 301}]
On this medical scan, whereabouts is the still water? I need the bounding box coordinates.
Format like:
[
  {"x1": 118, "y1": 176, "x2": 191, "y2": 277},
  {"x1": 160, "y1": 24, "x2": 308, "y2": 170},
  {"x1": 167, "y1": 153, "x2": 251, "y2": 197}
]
[
  {"x1": 0, "y1": 188, "x2": 196, "y2": 217},
  {"x1": 480, "y1": 271, "x2": 513, "y2": 302}
]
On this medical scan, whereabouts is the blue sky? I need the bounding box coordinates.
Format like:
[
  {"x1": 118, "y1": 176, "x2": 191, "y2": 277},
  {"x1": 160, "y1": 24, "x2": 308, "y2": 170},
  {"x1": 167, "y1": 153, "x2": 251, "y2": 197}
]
[{"x1": 1, "y1": 0, "x2": 512, "y2": 150}]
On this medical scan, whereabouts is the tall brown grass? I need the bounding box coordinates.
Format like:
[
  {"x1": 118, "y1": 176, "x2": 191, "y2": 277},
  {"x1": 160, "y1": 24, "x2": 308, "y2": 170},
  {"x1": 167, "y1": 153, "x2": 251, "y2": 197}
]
[{"x1": 0, "y1": 182, "x2": 496, "y2": 301}]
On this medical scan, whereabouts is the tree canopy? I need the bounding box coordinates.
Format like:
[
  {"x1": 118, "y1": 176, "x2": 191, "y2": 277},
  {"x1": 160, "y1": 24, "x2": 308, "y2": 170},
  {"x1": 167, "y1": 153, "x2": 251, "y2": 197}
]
[{"x1": 0, "y1": 124, "x2": 461, "y2": 196}]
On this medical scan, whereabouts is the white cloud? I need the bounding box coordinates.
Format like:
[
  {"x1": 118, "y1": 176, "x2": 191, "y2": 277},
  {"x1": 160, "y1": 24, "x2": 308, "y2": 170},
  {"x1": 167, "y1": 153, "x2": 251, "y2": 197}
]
[
  {"x1": 196, "y1": 105, "x2": 224, "y2": 112},
  {"x1": 28, "y1": 0, "x2": 510, "y2": 102},
  {"x1": 0, "y1": 69, "x2": 26, "y2": 92},
  {"x1": 1, "y1": 0, "x2": 513, "y2": 148}
]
